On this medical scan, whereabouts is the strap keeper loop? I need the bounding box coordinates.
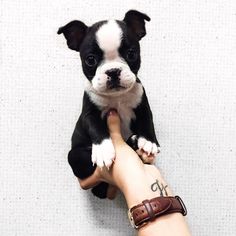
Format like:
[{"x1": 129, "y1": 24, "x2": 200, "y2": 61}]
[{"x1": 142, "y1": 199, "x2": 155, "y2": 220}]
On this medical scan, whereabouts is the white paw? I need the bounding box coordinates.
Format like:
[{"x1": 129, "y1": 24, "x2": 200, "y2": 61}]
[
  {"x1": 91, "y1": 138, "x2": 115, "y2": 168},
  {"x1": 137, "y1": 137, "x2": 160, "y2": 156}
]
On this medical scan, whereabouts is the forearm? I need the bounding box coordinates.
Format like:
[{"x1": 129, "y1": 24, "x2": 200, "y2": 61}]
[{"x1": 111, "y1": 156, "x2": 191, "y2": 236}]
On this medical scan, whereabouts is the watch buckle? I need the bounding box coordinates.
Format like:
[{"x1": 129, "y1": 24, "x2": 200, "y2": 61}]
[
  {"x1": 128, "y1": 209, "x2": 148, "y2": 229},
  {"x1": 128, "y1": 209, "x2": 138, "y2": 229}
]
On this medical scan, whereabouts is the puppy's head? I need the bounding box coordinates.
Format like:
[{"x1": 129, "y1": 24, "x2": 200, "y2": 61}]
[{"x1": 58, "y1": 10, "x2": 150, "y2": 96}]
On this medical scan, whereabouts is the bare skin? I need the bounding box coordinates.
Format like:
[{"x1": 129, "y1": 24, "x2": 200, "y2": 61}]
[{"x1": 78, "y1": 110, "x2": 191, "y2": 236}]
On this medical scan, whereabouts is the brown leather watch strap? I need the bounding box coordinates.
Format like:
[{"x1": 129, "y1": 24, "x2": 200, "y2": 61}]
[{"x1": 128, "y1": 196, "x2": 187, "y2": 229}]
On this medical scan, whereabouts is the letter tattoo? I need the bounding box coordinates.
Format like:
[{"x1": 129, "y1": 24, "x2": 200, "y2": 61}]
[{"x1": 151, "y1": 179, "x2": 168, "y2": 196}]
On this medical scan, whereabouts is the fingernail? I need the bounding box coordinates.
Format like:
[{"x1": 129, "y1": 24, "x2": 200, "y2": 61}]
[{"x1": 107, "y1": 109, "x2": 117, "y2": 116}]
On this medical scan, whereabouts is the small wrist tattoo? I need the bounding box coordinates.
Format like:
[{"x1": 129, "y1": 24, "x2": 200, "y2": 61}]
[{"x1": 151, "y1": 179, "x2": 168, "y2": 196}]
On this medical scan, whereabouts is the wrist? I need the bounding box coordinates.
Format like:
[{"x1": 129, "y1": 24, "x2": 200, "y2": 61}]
[{"x1": 127, "y1": 196, "x2": 188, "y2": 231}]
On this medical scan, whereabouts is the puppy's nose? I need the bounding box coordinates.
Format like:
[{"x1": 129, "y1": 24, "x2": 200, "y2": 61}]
[
  {"x1": 105, "y1": 68, "x2": 121, "y2": 80},
  {"x1": 105, "y1": 68, "x2": 121, "y2": 89}
]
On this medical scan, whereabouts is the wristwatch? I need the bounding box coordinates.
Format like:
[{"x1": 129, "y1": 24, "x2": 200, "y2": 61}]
[{"x1": 127, "y1": 196, "x2": 187, "y2": 229}]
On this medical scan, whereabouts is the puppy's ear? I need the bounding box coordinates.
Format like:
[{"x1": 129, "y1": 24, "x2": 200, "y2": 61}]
[
  {"x1": 57, "y1": 20, "x2": 88, "y2": 51},
  {"x1": 123, "y1": 10, "x2": 150, "y2": 41}
]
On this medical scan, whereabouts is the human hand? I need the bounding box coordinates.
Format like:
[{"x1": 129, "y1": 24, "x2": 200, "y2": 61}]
[{"x1": 78, "y1": 109, "x2": 173, "y2": 203}]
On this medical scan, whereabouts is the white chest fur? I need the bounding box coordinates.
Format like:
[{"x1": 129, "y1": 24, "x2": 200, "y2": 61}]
[{"x1": 85, "y1": 82, "x2": 143, "y2": 140}]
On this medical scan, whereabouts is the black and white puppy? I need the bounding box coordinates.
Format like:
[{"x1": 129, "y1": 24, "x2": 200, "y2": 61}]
[{"x1": 58, "y1": 10, "x2": 160, "y2": 198}]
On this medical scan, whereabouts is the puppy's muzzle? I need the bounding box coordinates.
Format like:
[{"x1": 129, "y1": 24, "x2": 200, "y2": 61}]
[{"x1": 105, "y1": 68, "x2": 122, "y2": 89}]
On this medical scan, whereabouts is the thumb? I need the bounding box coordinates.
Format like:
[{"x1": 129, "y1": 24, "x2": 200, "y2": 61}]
[{"x1": 106, "y1": 109, "x2": 124, "y2": 144}]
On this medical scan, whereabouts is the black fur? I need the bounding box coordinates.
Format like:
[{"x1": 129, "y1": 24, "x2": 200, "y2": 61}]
[{"x1": 58, "y1": 10, "x2": 160, "y2": 198}]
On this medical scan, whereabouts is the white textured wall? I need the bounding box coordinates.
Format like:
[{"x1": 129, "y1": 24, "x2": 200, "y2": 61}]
[{"x1": 1, "y1": 0, "x2": 236, "y2": 235}]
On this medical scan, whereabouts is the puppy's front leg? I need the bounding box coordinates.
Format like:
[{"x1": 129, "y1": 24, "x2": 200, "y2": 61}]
[
  {"x1": 84, "y1": 114, "x2": 115, "y2": 168},
  {"x1": 131, "y1": 90, "x2": 160, "y2": 163}
]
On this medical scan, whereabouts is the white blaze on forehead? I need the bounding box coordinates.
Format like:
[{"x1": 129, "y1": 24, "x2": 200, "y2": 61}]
[{"x1": 96, "y1": 20, "x2": 122, "y2": 59}]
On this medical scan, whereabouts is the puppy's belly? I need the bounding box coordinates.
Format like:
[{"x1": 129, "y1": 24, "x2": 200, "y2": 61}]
[{"x1": 117, "y1": 106, "x2": 134, "y2": 140}]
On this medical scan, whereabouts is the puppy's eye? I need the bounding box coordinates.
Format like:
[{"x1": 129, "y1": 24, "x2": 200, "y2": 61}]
[
  {"x1": 126, "y1": 49, "x2": 137, "y2": 62},
  {"x1": 85, "y1": 55, "x2": 97, "y2": 67}
]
